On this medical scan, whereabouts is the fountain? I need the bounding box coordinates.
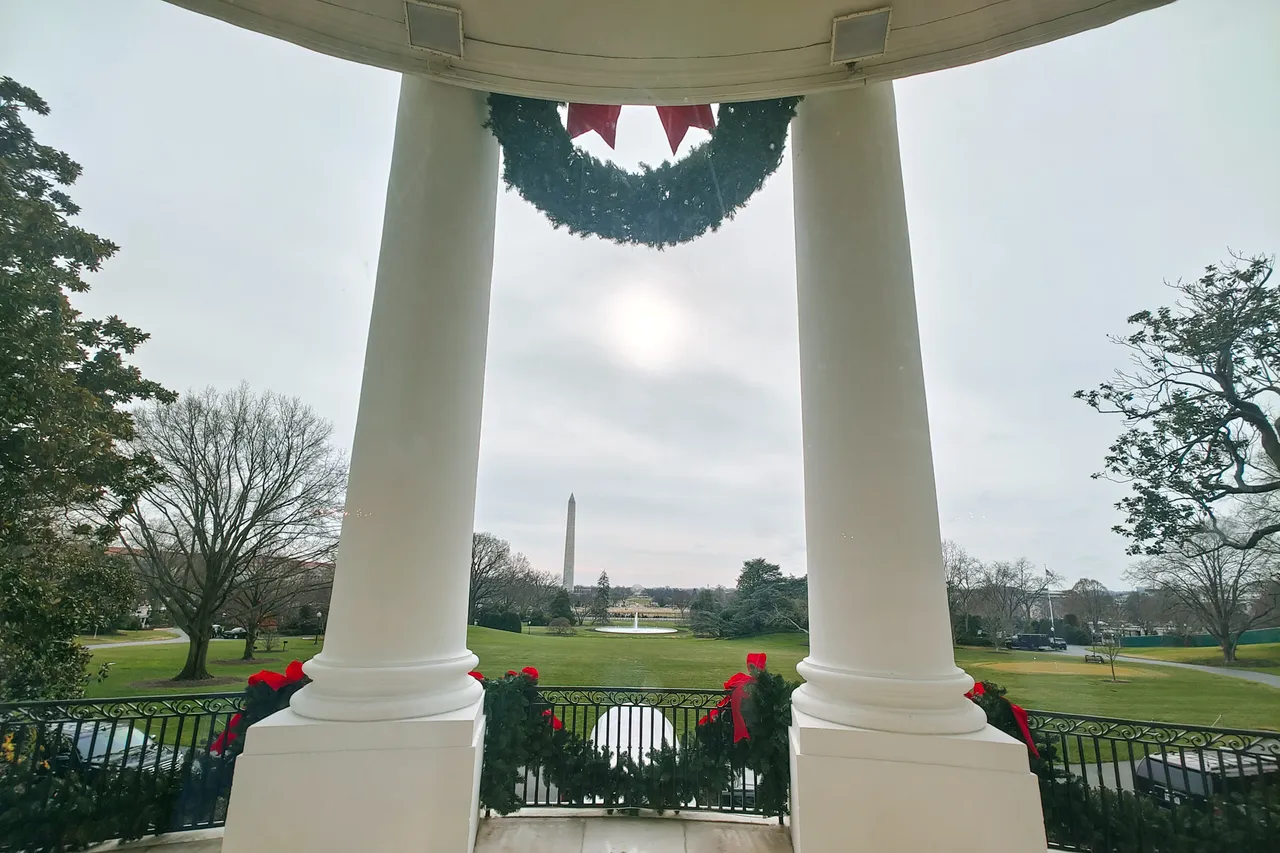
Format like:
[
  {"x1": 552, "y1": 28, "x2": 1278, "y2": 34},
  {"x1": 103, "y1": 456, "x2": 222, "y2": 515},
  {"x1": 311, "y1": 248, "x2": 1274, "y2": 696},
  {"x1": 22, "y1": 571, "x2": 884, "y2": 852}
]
[{"x1": 593, "y1": 607, "x2": 678, "y2": 635}]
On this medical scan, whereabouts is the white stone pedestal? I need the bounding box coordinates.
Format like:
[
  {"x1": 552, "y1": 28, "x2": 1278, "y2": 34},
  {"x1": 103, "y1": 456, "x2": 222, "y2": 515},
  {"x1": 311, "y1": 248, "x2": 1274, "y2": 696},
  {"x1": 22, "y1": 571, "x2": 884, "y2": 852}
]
[
  {"x1": 222, "y1": 702, "x2": 485, "y2": 853},
  {"x1": 789, "y1": 709, "x2": 1047, "y2": 853}
]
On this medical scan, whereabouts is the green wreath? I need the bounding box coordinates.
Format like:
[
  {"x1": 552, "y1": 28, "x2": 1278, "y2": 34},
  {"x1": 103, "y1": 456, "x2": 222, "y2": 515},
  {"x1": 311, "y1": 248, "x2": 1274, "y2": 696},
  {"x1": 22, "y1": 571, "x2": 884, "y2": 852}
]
[{"x1": 486, "y1": 94, "x2": 801, "y2": 249}]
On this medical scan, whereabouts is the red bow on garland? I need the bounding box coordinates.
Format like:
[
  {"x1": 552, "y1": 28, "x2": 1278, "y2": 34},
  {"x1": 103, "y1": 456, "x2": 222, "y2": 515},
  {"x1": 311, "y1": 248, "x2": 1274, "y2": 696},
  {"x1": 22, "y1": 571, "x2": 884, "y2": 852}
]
[
  {"x1": 966, "y1": 682, "x2": 1039, "y2": 758},
  {"x1": 566, "y1": 103, "x2": 716, "y2": 154},
  {"x1": 209, "y1": 660, "x2": 307, "y2": 756},
  {"x1": 698, "y1": 652, "x2": 766, "y2": 742}
]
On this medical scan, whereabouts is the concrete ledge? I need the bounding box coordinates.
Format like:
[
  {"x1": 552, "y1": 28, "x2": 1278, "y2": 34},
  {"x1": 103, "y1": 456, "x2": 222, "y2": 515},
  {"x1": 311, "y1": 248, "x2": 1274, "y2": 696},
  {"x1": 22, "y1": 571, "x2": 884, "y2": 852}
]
[
  {"x1": 239, "y1": 702, "x2": 482, "y2": 755},
  {"x1": 790, "y1": 708, "x2": 1034, "y2": 773}
]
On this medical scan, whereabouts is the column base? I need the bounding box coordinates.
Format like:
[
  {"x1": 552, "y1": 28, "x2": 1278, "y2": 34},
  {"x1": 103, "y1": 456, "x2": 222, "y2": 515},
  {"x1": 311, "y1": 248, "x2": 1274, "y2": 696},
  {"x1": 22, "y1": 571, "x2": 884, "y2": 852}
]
[
  {"x1": 789, "y1": 708, "x2": 1047, "y2": 853},
  {"x1": 222, "y1": 700, "x2": 485, "y2": 853}
]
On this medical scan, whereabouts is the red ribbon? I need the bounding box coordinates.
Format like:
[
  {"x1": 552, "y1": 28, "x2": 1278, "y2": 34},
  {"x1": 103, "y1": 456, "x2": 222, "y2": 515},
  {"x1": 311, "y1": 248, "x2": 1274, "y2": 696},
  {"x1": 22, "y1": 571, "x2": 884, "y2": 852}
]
[
  {"x1": 246, "y1": 659, "x2": 306, "y2": 691},
  {"x1": 966, "y1": 682, "x2": 1039, "y2": 758},
  {"x1": 210, "y1": 660, "x2": 307, "y2": 755},
  {"x1": 656, "y1": 105, "x2": 715, "y2": 154},
  {"x1": 542, "y1": 708, "x2": 564, "y2": 730},
  {"x1": 566, "y1": 104, "x2": 621, "y2": 148},
  {"x1": 698, "y1": 653, "x2": 766, "y2": 741},
  {"x1": 566, "y1": 103, "x2": 716, "y2": 154},
  {"x1": 209, "y1": 713, "x2": 241, "y2": 756}
]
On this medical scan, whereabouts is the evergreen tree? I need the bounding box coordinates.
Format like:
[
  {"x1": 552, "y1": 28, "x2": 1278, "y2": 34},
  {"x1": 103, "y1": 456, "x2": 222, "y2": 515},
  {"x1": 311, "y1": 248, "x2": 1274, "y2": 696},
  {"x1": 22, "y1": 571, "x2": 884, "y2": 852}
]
[
  {"x1": 587, "y1": 571, "x2": 612, "y2": 625},
  {"x1": 0, "y1": 78, "x2": 170, "y2": 699},
  {"x1": 548, "y1": 587, "x2": 576, "y2": 625},
  {"x1": 736, "y1": 558, "x2": 783, "y2": 596}
]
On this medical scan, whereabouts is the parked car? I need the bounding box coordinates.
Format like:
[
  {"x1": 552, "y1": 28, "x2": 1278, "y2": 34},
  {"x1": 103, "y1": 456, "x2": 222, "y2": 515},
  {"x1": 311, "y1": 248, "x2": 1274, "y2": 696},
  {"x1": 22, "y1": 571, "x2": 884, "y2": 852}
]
[
  {"x1": 719, "y1": 770, "x2": 756, "y2": 809},
  {"x1": 54, "y1": 722, "x2": 184, "y2": 775},
  {"x1": 1135, "y1": 749, "x2": 1280, "y2": 808},
  {"x1": 1004, "y1": 634, "x2": 1050, "y2": 651},
  {"x1": 217, "y1": 626, "x2": 248, "y2": 639},
  {"x1": 1048, "y1": 637, "x2": 1067, "y2": 651}
]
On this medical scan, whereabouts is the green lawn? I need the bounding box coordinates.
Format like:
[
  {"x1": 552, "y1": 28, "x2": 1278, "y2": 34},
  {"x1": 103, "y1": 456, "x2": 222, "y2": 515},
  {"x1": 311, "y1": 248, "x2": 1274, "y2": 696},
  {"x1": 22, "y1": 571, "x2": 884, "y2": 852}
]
[
  {"x1": 76, "y1": 629, "x2": 181, "y2": 646},
  {"x1": 1119, "y1": 642, "x2": 1280, "y2": 676},
  {"x1": 85, "y1": 637, "x2": 326, "y2": 698},
  {"x1": 83, "y1": 628, "x2": 1280, "y2": 730}
]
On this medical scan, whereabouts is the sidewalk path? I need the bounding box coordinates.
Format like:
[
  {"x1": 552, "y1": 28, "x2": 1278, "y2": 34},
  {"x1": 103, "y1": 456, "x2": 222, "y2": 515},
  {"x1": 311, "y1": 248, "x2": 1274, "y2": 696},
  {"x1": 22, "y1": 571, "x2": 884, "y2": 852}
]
[
  {"x1": 1066, "y1": 644, "x2": 1280, "y2": 689},
  {"x1": 87, "y1": 628, "x2": 188, "y2": 650}
]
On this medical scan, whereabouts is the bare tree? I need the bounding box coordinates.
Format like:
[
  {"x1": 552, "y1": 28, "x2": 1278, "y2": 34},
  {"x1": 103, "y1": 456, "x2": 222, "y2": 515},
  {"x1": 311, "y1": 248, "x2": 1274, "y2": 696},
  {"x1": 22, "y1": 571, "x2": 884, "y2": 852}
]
[
  {"x1": 1065, "y1": 579, "x2": 1112, "y2": 643},
  {"x1": 669, "y1": 588, "x2": 693, "y2": 622},
  {"x1": 976, "y1": 558, "x2": 1059, "y2": 650},
  {"x1": 1127, "y1": 536, "x2": 1277, "y2": 662},
  {"x1": 1097, "y1": 595, "x2": 1127, "y2": 682},
  {"x1": 469, "y1": 532, "x2": 512, "y2": 620},
  {"x1": 224, "y1": 557, "x2": 335, "y2": 660},
  {"x1": 121, "y1": 386, "x2": 346, "y2": 681},
  {"x1": 942, "y1": 540, "x2": 983, "y2": 644},
  {"x1": 490, "y1": 554, "x2": 558, "y2": 617}
]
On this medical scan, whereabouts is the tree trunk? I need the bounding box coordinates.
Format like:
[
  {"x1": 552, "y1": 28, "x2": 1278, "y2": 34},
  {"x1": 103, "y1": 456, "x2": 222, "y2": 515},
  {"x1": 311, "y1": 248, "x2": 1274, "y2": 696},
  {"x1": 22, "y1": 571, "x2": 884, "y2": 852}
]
[
  {"x1": 174, "y1": 630, "x2": 213, "y2": 681},
  {"x1": 1223, "y1": 640, "x2": 1237, "y2": 663},
  {"x1": 241, "y1": 624, "x2": 258, "y2": 661}
]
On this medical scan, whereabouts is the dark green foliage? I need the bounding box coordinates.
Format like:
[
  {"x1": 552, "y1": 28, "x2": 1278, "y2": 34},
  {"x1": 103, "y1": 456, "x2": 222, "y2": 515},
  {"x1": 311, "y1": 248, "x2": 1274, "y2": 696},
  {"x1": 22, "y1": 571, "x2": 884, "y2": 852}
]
[
  {"x1": 476, "y1": 666, "x2": 798, "y2": 819},
  {"x1": 0, "y1": 78, "x2": 169, "y2": 702},
  {"x1": 736, "y1": 558, "x2": 783, "y2": 596},
  {"x1": 588, "y1": 572, "x2": 612, "y2": 625},
  {"x1": 0, "y1": 756, "x2": 201, "y2": 852},
  {"x1": 976, "y1": 679, "x2": 1280, "y2": 853},
  {"x1": 1076, "y1": 254, "x2": 1279, "y2": 553},
  {"x1": 736, "y1": 669, "x2": 796, "y2": 818},
  {"x1": 476, "y1": 610, "x2": 523, "y2": 634},
  {"x1": 0, "y1": 536, "x2": 137, "y2": 700},
  {"x1": 486, "y1": 95, "x2": 800, "y2": 248},
  {"x1": 692, "y1": 562, "x2": 807, "y2": 638},
  {"x1": 0, "y1": 78, "x2": 174, "y2": 546},
  {"x1": 548, "y1": 588, "x2": 576, "y2": 625}
]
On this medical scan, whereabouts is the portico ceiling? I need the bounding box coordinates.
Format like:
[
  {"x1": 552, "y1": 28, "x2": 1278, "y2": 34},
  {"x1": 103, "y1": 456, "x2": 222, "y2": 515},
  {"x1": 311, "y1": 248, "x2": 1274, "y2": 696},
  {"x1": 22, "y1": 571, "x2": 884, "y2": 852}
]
[{"x1": 162, "y1": 0, "x2": 1171, "y2": 104}]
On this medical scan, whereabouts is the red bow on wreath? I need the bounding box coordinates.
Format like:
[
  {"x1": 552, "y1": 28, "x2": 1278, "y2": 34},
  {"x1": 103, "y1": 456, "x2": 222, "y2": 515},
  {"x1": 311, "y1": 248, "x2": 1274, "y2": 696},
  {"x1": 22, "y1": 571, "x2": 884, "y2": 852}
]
[
  {"x1": 567, "y1": 103, "x2": 716, "y2": 154},
  {"x1": 209, "y1": 660, "x2": 308, "y2": 756},
  {"x1": 966, "y1": 682, "x2": 1039, "y2": 758},
  {"x1": 698, "y1": 652, "x2": 766, "y2": 742}
]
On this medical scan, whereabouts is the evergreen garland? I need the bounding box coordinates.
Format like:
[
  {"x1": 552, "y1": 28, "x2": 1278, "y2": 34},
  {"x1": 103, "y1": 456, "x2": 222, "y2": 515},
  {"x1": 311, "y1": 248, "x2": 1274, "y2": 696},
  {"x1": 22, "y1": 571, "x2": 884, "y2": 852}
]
[
  {"x1": 486, "y1": 95, "x2": 801, "y2": 248},
  {"x1": 475, "y1": 663, "x2": 796, "y2": 819}
]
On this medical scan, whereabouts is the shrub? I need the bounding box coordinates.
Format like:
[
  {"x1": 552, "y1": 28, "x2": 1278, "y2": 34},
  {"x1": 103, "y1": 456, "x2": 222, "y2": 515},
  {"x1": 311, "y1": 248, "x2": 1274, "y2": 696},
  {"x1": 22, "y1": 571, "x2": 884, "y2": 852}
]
[
  {"x1": 547, "y1": 618, "x2": 575, "y2": 636},
  {"x1": 476, "y1": 610, "x2": 522, "y2": 634}
]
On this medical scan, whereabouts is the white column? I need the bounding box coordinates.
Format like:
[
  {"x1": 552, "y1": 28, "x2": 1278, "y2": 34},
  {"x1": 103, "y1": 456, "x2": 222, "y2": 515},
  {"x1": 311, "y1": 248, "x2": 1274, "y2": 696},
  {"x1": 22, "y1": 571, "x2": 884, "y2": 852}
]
[
  {"x1": 290, "y1": 73, "x2": 496, "y2": 723},
  {"x1": 787, "y1": 82, "x2": 1046, "y2": 853},
  {"x1": 221, "y1": 76, "x2": 496, "y2": 853},
  {"x1": 791, "y1": 80, "x2": 984, "y2": 736}
]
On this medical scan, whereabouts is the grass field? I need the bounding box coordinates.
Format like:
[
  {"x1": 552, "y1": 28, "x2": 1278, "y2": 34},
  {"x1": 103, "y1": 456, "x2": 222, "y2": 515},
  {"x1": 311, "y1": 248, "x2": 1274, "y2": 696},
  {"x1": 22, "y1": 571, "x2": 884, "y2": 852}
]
[
  {"x1": 1119, "y1": 642, "x2": 1280, "y2": 676},
  {"x1": 83, "y1": 628, "x2": 1280, "y2": 730},
  {"x1": 75, "y1": 629, "x2": 180, "y2": 646}
]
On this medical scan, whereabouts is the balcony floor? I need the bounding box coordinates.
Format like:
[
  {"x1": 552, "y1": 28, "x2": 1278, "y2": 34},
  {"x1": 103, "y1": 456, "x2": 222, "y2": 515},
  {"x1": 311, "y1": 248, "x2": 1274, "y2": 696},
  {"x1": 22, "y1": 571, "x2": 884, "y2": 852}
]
[{"x1": 94, "y1": 815, "x2": 795, "y2": 853}]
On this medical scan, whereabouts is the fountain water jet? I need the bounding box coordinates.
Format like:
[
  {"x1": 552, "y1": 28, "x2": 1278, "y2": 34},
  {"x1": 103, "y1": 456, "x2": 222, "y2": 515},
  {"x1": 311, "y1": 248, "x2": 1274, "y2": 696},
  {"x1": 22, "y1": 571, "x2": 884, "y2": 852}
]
[{"x1": 593, "y1": 607, "x2": 678, "y2": 635}]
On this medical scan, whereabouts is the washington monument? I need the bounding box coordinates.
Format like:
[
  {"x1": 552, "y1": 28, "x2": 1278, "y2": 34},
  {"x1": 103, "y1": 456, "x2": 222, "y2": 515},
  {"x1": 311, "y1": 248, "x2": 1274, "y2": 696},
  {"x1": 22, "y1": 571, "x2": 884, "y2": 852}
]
[{"x1": 562, "y1": 493, "x2": 576, "y2": 590}]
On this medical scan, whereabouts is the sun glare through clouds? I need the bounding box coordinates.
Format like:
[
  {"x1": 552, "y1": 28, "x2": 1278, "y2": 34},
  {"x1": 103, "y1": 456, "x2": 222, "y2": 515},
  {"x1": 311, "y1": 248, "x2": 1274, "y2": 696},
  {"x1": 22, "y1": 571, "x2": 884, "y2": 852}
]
[{"x1": 600, "y1": 284, "x2": 690, "y2": 372}]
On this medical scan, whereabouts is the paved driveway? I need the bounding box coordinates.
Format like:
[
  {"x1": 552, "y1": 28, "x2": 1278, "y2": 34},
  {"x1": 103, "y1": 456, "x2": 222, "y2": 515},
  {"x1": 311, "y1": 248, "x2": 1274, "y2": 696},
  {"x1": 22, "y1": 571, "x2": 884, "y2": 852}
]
[{"x1": 1066, "y1": 644, "x2": 1280, "y2": 689}]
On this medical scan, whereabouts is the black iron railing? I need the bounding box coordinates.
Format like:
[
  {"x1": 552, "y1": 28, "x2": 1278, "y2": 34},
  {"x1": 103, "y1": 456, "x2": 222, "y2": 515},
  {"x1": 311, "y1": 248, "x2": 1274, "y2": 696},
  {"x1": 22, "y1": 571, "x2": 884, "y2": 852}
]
[
  {"x1": 1026, "y1": 710, "x2": 1280, "y2": 852},
  {"x1": 0, "y1": 692, "x2": 245, "y2": 849},
  {"x1": 519, "y1": 687, "x2": 763, "y2": 815},
  {"x1": 7, "y1": 692, "x2": 1275, "y2": 851}
]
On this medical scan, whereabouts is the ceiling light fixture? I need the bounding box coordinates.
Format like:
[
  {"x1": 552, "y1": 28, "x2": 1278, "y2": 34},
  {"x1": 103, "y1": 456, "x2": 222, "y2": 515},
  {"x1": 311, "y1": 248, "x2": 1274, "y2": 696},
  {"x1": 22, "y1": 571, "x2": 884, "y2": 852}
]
[
  {"x1": 830, "y1": 7, "x2": 892, "y2": 65},
  {"x1": 405, "y1": 1, "x2": 464, "y2": 59}
]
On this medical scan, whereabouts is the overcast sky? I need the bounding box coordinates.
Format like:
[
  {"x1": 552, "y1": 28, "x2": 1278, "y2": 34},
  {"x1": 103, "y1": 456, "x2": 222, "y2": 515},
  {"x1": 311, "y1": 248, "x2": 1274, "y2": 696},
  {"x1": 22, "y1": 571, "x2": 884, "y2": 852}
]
[{"x1": 4, "y1": 1, "x2": 1278, "y2": 591}]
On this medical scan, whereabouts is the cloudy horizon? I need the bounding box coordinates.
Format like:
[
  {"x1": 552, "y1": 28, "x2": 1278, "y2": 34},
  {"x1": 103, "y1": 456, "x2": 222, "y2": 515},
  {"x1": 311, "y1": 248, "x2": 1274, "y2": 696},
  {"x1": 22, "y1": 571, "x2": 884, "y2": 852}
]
[{"x1": 4, "y1": 0, "x2": 1277, "y2": 591}]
